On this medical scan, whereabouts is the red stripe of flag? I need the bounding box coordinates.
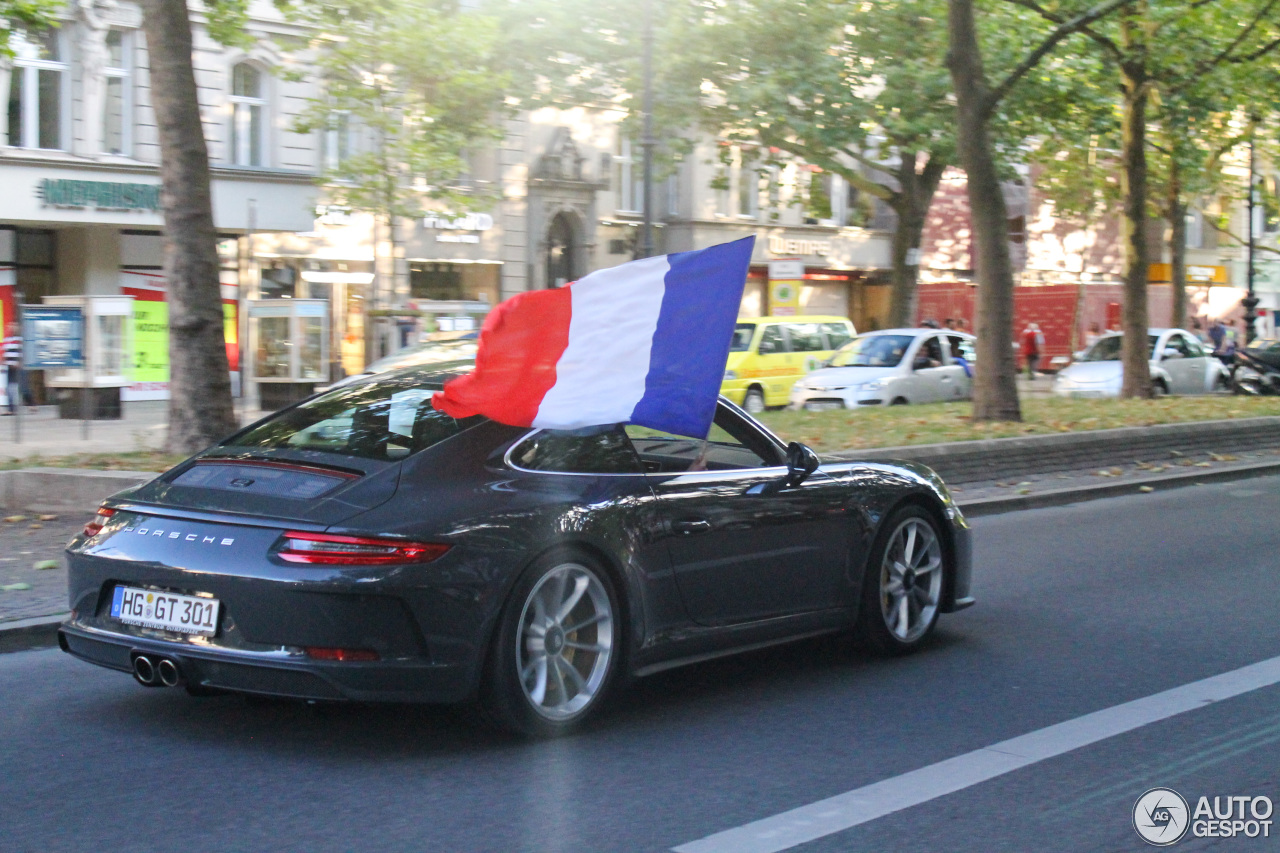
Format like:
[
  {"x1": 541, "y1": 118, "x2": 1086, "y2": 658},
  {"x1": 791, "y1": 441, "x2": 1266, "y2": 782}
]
[{"x1": 432, "y1": 287, "x2": 572, "y2": 426}]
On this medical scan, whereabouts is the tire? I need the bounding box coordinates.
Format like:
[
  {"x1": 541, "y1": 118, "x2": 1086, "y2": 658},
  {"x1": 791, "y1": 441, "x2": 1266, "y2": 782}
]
[
  {"x1": 889, "y1": 397, "x2": 908, "y2": 406},
  {"x1": 1151, "y1": 379, "x2": 1169, "y2": 397},
  {"x1": 482, "y1": 551, "x2": 620, "y2": 737},
  {"x1": 743, "y1": 388, "x2": 766, "y2": 414},
  {"x1": 855, "y1": 505, "x2": 946, "y2": 655}
]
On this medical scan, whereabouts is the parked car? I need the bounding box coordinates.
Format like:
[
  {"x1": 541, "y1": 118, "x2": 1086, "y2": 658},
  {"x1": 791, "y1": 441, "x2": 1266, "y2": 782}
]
[
  {"x1": 722, "y1": 315, "x2": 856, "y2": 412},
  {"x1": 59, "y1": 367, "x2": 973, "y2": 737},
  {"x1": 790, "y1": 329, "x2": 977, "y2": 410},
  {"x1": 1052, "y1": 328, "x2": 1228, "y2": 398},
  {"x1": 326, "y1": 332, "x2": 479, "y2": 390}
]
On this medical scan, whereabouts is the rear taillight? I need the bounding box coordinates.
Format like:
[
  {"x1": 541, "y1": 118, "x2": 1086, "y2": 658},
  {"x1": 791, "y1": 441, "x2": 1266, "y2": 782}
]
[
  {"x1": 83, "y1": 507, "x2": 116, "y2": 537},
  {"x1": 304, "y1": 646, "x2": 380, "y2": 662},
  {"x1": 277, "y1": 532, "x2": 451, "y2": 566}
]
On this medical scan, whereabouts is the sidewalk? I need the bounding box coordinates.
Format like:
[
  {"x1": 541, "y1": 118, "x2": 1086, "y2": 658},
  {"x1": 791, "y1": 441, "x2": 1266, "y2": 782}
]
[{"x1": 0, "y1": 401, "x2": 268, "y2": 461}]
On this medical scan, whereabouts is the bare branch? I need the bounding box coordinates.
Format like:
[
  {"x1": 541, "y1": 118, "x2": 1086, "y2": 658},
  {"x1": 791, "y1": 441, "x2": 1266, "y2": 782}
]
[
  {"x1": 755, "y1": 129, "x2": 899, "y2": 203},
  {"x1": 987, "y1": 0, "x2": 1140, "y2": 112},
  {"x1": 1196, "y1": 204, "x2": 1280, "y2": 254}
]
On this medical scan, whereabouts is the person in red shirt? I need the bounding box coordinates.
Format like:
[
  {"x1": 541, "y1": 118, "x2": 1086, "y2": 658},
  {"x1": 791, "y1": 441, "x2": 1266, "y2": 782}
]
[{"x1": 1021, "y1": 322, "x2": 1044, "y2": 378}]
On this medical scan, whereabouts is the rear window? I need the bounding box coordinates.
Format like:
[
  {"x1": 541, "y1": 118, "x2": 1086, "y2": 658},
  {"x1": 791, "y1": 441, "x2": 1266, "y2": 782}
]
[{"x1": 227, "y1": 376, "x2": 482, "y2": 462}]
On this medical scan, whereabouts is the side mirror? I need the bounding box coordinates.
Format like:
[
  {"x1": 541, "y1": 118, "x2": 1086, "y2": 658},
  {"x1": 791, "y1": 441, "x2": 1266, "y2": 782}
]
[{"x1": 785, "y1": 441, "x2": 820, "y2": 487}]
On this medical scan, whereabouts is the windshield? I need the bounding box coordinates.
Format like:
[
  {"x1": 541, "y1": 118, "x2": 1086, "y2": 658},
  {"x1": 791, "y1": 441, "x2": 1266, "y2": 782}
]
[
  {"x1": 227, "y1": 374, "x2": 483, "y2": 462},
  {"x1": 828, "y1": 334, "x2": 914, "y2": 367},
  {"x1": 729, "y1": 322, "x2": 756, "y2": 353},
  {"x1": 1081, "y1": 335, "x2": 1159, "y2": 362}
]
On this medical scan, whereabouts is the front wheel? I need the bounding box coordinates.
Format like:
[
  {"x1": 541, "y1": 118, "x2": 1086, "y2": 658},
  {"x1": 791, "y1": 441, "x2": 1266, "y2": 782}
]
[
  {"x1": 482, "y1": 552, "x2": 620, "y2": 737},
  {"x1": 743, "y1": 388, "x2": 766, "y2": 413},
  {"x1": 855, "y1": 506, "x2": 946, "y2": 655}
]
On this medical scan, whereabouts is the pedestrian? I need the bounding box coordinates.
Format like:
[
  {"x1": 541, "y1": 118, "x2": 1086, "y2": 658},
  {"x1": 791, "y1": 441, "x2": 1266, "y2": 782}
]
[
  {"x1": 1084, "y1": 322, "x2": 1101, "y2": 348},
  {"x1": 944, "y1": 317, "x2": 957, "y2": 330},
  {"x1": 1208, "y1": 319, "x2": 1225, "y2": 352},
  {"x1": 921, "y1": 317, "x2": 940, "y2": 329},
  {"x1": 1021, "y1": 322, "x2": 1044, "y2": 378},
  {"x1": 2, "y1": 322, "x2": 22, "y2": 416},
  {"x1": 1190, "y1": 318, "x2": 1205, "y2": 341}
]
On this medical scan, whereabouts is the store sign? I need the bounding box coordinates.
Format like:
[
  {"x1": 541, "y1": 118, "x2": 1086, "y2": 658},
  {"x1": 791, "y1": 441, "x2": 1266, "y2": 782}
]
[
  {"x1": 40, "y1": 179, "x2": 161, "y2": 212},
  {"x1": 22, "y1": 306, "x2": 84, "y2": 368},
  {"x1": 1149, "y1": 263, "x2": 1228, "y2": 284},
  {"x1": 769, "y1": 259, "x2": 804, "y2": 317},
  {"x1": 424, "y1": 213, "x2": 493, "y2": 243},
  {"x1": 767, "y1": 235, "x2": 831, "y2": 258}
]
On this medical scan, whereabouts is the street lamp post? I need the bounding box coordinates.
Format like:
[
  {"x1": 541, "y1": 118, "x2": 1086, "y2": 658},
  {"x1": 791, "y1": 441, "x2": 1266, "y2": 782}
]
[
  {"x1": 1243, "y1": 120, "x2": 1260, "y2": 345},
  {"x1": 639, "y1": 0, "x2": 656, "y2": 260}
]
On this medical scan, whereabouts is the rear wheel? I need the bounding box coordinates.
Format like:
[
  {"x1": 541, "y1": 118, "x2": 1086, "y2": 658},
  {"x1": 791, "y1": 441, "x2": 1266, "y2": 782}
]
[
  {"x1": 1151, "y1": 378, "x2": 1169, "y2": 397},
  {"x1": 482, "y1": 552, "x2": 619, "y2": 737},
  {"x1": 743, "y1": 388, "x2": 766, "y2": 413},
  {"x1": 889, "y1": 397, "x2": 908, "y2": 406},
  {"x1": 856, "y1": 506, "x2": 945, "y2": 655}
]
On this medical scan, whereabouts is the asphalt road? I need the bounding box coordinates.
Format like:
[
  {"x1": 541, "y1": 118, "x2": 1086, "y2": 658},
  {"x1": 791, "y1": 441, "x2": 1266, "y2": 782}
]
[{"x1": 3, "y1": 477, "x2": 1280, "y2": 852}]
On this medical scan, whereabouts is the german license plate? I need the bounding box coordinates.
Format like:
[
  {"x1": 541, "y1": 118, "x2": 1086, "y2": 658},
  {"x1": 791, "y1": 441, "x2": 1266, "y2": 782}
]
[
  {"x1": 806, "y1": 401, "x2": 843, "y2": 411},
  {"x1": 110, "y1": 586, "x2": 220, "y2": 637}
]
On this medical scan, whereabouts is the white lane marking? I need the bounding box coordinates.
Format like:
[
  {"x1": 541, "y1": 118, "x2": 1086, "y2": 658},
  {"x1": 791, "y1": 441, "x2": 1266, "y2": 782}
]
[{"x1": 673, "y1": 654, "x2": 1280, "y2": 853}]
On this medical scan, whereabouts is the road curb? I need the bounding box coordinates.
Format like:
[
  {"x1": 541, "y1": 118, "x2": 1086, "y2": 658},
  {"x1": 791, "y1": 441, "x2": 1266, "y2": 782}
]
[
  {"x1": 960, "y1": 460, "x2": 1280, "y2": 517},
  {"x1": 0, "y1": 612, "x2": 67, "y2": 651}
]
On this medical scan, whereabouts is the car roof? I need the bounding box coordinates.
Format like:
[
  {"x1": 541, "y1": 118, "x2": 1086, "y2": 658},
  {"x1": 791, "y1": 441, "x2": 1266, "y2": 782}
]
[
  {"x1": 861, "y1": 328, "x2": 973, "y2": 337},
  {"x1": 738, "y1": 315, "x2": 853, "y2": 324}
]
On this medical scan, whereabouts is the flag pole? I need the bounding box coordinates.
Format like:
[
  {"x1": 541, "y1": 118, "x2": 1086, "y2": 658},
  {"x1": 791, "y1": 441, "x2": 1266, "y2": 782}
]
[{"x1": 639, "y1": 0, "x2": 656, "y2": 260}]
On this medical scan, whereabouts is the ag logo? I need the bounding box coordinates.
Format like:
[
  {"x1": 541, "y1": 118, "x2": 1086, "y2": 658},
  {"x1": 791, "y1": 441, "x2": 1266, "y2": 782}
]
[{"x1": 1134, "y1": 788, "x2": 1190, "y2": 846}]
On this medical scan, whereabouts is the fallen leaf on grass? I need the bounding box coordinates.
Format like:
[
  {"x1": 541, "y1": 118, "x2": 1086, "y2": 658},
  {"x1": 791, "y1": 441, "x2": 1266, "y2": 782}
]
[
  {"x1": 27, "y1": 524, "x2": 41, "y2": 530},
  {"x1": 1017, "y1": 481, "x2": 1031, "y2": 486},
  {"x1": 1208, "y1": 452, "x2": 1238, "y2": 462},
  {"x1": 38, "y1": 514, "x2": 57, "y2": 522},
  {"x1": 1138, "y1": 486, "x2": 1155, "y2": 493},
  {"x1": 1017, "y1": 488, "x2": 1031, "y2": 495},
  {"x1": 3, "y1": 515, "x2": 26, "y2": 523},
  {"x1": 0, "y1": 583, "x2": 31, "y2": 591},
  {"x1": 32, "y1": 560, "x2": 58, "y2": 571},
  {"x1": 1194, "y1": 462, "x2": 1212, "y2": 467}
]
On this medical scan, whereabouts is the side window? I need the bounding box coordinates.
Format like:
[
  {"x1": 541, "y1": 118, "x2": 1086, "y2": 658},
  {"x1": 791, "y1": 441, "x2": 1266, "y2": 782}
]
[
  {"x1": 821, "y1": 322, "x2": 853, "y2": 350},
  {"x1": 917, "y1": 336, "x2": 944, "y2": 367},
  {"x1": 510, "y1": 425, "x2": 643, "y2": 474},
  {"x1": 1180, "y1": 335, "x2": 1204, "y2": 357},
  {"x1": 787, "y1": 322, "x2": 826, "y2": 353},
  {"x1": 1168, "y1": 335, "x2": 1194, "y2": 357},
  {"x1": 947, "y1": 335, "x2": 975, "y2": 362},
  {"x1": 625, "y1": 406, "x2": 781, "y2": 473},
  {"x1": 757, "y1": 324, "x2": 787, "y2": 355}
]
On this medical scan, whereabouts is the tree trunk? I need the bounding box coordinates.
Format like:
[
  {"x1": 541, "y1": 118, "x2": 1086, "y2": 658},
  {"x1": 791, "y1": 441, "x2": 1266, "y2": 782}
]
[
  {"x1": 138, "y1": 0, "x2": 237, "y2": 453},
  {"x1": 887, "y1": 155, "x2": 946, "y2": 328},
  {"x1": 1167, "y1": 164, "x2": 1188, "y2": 329},
  {"x1": 1118, "y1": 8, "x2": 1152, "y2": 398},
  {"x1": 947, "y1": 0, "x2": 1021, "y2": 421}
]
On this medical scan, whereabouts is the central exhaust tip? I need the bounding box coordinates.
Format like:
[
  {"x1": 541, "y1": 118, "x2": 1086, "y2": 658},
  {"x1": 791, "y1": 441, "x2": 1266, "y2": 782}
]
[
  {"x1": 132, "y1": 655, "x2": 157, "y2": 686},
  {"x1": 156, "y1": 658, "x2": 181, "y2": 688}
]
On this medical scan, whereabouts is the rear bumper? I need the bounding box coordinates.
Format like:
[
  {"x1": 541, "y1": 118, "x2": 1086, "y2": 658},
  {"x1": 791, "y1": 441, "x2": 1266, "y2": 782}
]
[{"x1": 59, "y1": 621, "x2": 478, "y2": 703}]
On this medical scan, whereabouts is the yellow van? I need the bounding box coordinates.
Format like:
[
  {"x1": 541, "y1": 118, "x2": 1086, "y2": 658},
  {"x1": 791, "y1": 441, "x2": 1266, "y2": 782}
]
[{"x1": 722, "y1": 315, "x2": 856, "y2": 412}]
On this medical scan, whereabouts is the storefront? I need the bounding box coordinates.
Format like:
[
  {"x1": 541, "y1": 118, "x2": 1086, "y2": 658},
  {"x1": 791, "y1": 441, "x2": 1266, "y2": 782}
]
[{"x1": 0, "y1": 159, "x2": 316, "y2": 407}]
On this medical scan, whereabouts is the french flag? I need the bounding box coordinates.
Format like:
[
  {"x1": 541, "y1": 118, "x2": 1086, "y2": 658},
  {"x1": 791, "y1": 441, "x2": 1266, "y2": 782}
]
[{"x1": 433, "y1": 237, "x2": 754, "y2": 438}]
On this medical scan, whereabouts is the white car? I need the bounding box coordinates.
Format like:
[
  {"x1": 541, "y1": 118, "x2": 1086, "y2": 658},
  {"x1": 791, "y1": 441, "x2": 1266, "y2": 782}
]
[
  {"x1": 789, "y1": 329, "x2": 977, "y2": 410},
  {"x1": 1053, "y1": 328, "x2": 1228, "y2": 398}
]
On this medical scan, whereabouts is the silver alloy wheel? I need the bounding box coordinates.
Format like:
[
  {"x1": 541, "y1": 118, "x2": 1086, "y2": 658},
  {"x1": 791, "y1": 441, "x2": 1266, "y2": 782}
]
[
  {"x1": 879, "y1": 517, "x2": 943, "y2": 643},
  {"x1": 516, "y1": 562, "x2": 614, "y2": 720},
  {"x1": 743, "y1": 389, "x2": 765, "y2": 413}
]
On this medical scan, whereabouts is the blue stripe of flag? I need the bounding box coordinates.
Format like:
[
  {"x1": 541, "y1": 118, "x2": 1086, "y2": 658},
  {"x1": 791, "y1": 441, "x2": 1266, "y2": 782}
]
[{"x1": 629, "y1": 236, "x2": 755, "y2": 437}]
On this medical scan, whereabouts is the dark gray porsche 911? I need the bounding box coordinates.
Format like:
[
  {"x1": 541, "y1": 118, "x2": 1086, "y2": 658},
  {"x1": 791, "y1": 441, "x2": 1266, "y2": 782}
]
[{"x1": 59, "y1": 366, "x2": 973, "y2": 736}]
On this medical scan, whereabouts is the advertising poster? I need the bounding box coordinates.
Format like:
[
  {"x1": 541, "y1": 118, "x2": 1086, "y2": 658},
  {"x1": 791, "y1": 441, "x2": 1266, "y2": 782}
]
[
  {"x1": 132, "y1": 299, "x2": 169, "y2": 385},
  {"x1": 22, "y1": 306, "x2": 85, "y2": 368}
]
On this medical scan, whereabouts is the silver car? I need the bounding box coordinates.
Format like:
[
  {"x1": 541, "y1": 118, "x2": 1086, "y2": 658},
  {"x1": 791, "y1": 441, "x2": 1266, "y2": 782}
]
[
  {"x1": 1053, "y1": 328, "x2": 1228, "y2": 397},
  {"x1": 789, "y1": 329, "x2": 977, "y2": 410}
]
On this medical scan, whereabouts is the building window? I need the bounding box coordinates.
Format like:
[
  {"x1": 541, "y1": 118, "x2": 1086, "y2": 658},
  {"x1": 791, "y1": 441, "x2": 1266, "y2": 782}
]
[
  {"x1": 102, "y1": 30, "x2": 131, "y2": 155},
  {"x1": 322, "y1": 110, "x2": 352, "y2": 172},
  {"x1": 666, "y1": 171, "x2": 680, "y2": 218},
  {"x1": 229, "y1": 63, "x2": 267, "y2": 167},
  {"x1": 615, "y1": 138, "x2": 643, "y2": 213},
  {"x1": 6, "y1": 30, "x2": 67, "y2": 150},
  {"x1": 1185, "y1": 209, "x2": 1204, "y2": 250},
  {"x1": 410, "y1": 263, "x2": 464, "y2": 300}
]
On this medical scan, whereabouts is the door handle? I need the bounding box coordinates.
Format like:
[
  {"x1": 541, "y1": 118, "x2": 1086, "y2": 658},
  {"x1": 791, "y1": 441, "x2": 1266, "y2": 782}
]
[{"x1": 672, "y1": 519, "x2": 712, "y2": 535}]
